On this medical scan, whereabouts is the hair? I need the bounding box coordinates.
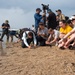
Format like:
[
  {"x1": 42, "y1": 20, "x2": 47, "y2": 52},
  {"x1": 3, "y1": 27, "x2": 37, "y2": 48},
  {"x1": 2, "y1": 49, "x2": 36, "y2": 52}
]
[
  {"x1": 5, "y1": 20, "x2": 9, "y2": 22},
  {"x1": 39, "y1": 22, "x2": 44, "y2": 26},
  {"x1": 28, "y1": 32, "x2": 33, "y2": 37},
  {"x1": 59, "y1": 20, "x2": 66, "y2": 23},
  {"x1": 48, "y1": 28, "x2": 53, "y2": 32},
  {"x1": 66, "y1": 20, "x2": 72, "y2": 24}
]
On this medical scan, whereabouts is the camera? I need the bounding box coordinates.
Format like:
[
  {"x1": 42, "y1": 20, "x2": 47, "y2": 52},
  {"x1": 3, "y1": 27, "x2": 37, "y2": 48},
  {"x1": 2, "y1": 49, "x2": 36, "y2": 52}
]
[{"x1": 41, "y1": 4, "x2": 49, "y2": 12}]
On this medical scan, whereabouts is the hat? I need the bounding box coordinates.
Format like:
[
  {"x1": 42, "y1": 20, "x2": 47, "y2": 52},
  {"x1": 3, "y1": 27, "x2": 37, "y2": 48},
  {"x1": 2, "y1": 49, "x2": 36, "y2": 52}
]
[
  {"x1": 69, "y1": 15, "x2": 75, "y2": 21},
  {"x1": 47, "y1": 9, "x2": 52, "y2": 13},
  {"x1": 56, "y1": 9, "x2": 61, "y2": 12},
  {"x1": 36, "y1": 8, "x2": 42, "y2": 11},
  {"x1": 5, "y1": 20, "x2": 9, "y2": 22}
]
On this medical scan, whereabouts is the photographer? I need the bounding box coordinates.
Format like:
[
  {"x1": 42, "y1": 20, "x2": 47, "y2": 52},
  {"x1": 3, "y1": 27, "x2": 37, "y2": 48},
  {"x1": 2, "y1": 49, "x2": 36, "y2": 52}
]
[
  {"x1": 47, "y1": 9, "x2": 57, "y2": 29},
  {"x1": 0, "y1": 20, "x2": 10, "y2": 42}
]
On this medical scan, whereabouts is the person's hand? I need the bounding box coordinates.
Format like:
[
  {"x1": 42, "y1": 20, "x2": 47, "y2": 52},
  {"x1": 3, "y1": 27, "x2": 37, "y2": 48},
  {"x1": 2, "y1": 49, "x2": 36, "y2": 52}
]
[
  {"x1": 28, "y1": 46, "x2": 32, "y2": 49},
  {"x1": 42, "y1": 13, "x2": 46, "y2": 16},
  {"x1": 34, "y1": 44, "x2": 37, "y2": 48},
  {"x1": 58, "y1": 39, "x2": 63, "y2": 44},
  {"x1": 46, "y1": 41, "x2": 50, "y2": 44}
]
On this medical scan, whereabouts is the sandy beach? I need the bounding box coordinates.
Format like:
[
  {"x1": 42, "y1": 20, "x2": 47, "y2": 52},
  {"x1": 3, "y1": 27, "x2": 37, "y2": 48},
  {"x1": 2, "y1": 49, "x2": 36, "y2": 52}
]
[{"x1": 0, "y1": 42, "x2": 75, "y2": 75}]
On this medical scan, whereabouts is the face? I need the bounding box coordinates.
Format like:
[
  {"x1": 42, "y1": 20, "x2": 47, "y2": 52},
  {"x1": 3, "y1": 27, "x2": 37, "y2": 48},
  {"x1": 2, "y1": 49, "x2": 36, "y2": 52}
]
[
  {"x1": 5, "y1": 21, "x2": 8, "y2": 24},
  {"x1": 28, "y1": 35, "x2": 32, "y2": 39},
  {"x1": 48, "y1": 30, "x2": 53, "y2": 34},
  {"x1": 56, "y1": 11, "x2": 61, "y2": 15},
  {"x1": 59, "y1": 21, "x2": 65, "y2": 28},
  {"x1": 39, "y1": 25, "x2": 44, "y2": 29},
  {"x1": 36, "y1": 10, "x2": 41, "y2": 13},
  {"x1": 72, "y1": 19, "x2": 75, "y2": 25}
]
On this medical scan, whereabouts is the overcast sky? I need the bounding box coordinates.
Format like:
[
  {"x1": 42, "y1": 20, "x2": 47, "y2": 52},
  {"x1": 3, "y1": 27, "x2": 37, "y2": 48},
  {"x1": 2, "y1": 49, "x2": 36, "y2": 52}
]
[{"x1": 0, "y1": 0, "x2": 75, "y2": 29}]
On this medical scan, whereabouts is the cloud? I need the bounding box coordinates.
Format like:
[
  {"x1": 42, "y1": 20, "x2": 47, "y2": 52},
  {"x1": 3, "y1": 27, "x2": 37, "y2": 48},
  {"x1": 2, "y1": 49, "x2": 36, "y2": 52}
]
[
  {"x1": 0, "y1": 0, "x2": 75, "y2": 29},
  {"x1": 0, "y1": 8, "x2": 34, "y2": 29}
]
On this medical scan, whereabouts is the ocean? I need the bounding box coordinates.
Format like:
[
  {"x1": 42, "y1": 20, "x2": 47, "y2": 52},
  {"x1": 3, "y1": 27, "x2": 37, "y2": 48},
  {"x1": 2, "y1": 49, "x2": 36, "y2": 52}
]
[{"x1": 0, "y1": 31, "x2": 18, "y2": 49}]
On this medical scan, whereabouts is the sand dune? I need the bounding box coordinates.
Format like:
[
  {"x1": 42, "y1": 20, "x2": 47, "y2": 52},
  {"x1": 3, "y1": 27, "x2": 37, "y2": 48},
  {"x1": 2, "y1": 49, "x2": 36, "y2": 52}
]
[{"x1": 0, "y1": 42, "x2": 75, "y2": 75}]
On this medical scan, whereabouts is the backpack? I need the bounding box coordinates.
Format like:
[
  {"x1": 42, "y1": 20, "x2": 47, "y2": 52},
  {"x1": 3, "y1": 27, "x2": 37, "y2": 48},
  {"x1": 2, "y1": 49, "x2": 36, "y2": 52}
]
[{"x1": 19, "y1": 28, "x2": 35, "y2": 39}]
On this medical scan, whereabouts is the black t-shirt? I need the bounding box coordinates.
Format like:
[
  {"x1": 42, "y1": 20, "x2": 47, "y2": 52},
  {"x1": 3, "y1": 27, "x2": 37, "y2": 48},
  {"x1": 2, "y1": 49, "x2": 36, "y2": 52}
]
[{"x1": 2, "y1": 23, "x2": 10, "y2": 33}]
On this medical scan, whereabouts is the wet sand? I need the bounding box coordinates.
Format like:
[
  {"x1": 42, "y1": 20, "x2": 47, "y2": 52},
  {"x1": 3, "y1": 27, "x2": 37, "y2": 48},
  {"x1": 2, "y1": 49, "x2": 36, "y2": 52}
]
[{"x1": 0, "y1": 42, "x2": 75, "y2": 75}]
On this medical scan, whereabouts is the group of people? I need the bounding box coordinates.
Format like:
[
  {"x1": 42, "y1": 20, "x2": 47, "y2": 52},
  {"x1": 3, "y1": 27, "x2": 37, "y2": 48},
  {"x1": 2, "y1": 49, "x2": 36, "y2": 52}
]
[
  {"x1": 32, "y1": 8, "x2": 75, "y2": 49},
  {"x1": 0, "y1": 7, "x2": 75, "y2": 50}
]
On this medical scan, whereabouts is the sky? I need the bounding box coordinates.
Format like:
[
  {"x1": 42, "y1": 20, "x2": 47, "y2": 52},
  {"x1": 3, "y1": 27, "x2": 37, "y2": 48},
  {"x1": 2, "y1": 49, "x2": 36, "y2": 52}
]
[{"x1": 0, "y1": 0, "x2": 75, "y2": 29}]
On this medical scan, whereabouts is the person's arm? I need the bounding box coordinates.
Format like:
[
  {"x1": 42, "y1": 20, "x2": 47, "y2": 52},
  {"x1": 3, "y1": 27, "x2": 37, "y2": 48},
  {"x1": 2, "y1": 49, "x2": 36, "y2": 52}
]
[
  {"x1": 50, "y1": 31, "x2": 59, "y2": 44},
  {"x1": 61, "y1": 14, "x2": 65, "y2": 20},
  {"x1": 33, "y1": 32, "x2": 37, "y2": 46},
  {"x1": 47, "y1": 35, "x2": 51, "y2": 42},
  {"x1": 64, "y1": 28, "x2": 75, "y2": 39},
  {"x1": 1, "y1": 23, "x2": 5, "y2": 28},
  {"x1": 59, "y1": 28, "x2": 75, "y2": 43},
  {"x1": 34, "y1": 14, "x2": 42, "y2": 20},
  {"x1": 50, "y1": 38, "x2": 57, "y2": 44},
  {"x1": 22, "y1": 32, "x2": 29, "y2": 47},
  {"x1": 8, "y1": 24, "x2": 10, "y2": 29}
]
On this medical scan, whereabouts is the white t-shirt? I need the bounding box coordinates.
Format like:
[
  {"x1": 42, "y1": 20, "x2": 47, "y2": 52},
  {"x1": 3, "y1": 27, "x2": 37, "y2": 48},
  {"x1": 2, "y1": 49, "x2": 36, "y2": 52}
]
[{"x1": 49, "y1": 29, "x2": 59, "y2": 39}]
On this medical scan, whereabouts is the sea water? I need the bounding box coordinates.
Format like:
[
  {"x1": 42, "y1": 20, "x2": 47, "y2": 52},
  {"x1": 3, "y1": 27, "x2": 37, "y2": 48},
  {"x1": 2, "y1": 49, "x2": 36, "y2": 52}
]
[{"x1": 0, "y1": 31, "x2": 18, "y2": 49}]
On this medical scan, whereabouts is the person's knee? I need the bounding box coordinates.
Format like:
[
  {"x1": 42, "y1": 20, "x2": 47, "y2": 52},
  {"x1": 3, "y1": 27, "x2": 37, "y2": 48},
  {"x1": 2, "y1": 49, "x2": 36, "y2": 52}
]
[{"x1": 21, "y1": 41, "x2": 26, "y2": 48}]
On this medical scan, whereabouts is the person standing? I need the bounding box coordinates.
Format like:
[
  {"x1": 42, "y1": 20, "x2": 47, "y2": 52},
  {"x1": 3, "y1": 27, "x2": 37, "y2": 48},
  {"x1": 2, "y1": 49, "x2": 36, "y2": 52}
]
[
  {"x1": 47, "y1": 9, "x2": 57, "y2": 29},
  {"x1": 34, "y1": 8, "x2": 42, "y2": 32},
  {"x1": 56, "y1": 9, "x2": 65, "y2": 21},
  {"x1": 0, "y1": 20, "x2": 10, "y2": 42}
]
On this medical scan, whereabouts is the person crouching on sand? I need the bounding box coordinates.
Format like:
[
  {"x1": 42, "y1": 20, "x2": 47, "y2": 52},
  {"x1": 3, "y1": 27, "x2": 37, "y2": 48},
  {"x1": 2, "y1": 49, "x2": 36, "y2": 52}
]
[
  {"x1": 21, "y1": 31, "x2": 37, "y2": 49},
  {"x1": 45, "y1": 28, "x2": 59, "y2": 46}
]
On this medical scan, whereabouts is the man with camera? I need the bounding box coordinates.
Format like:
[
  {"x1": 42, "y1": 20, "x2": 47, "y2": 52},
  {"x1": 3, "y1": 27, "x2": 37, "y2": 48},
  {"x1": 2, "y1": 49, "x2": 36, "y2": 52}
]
[
  {"x1": 47, "y1": 9, "x2": 57, "y2": 29},
  {"x1": 0, "y1": 20, "x2": 10, "y2": 42}
]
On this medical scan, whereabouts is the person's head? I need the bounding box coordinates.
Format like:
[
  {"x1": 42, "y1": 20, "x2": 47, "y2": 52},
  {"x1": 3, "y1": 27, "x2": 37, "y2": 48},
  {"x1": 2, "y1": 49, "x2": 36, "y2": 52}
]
[
  {"x1": 39, "y1": 22, "x2": 45, "y2": 29},
  {"x1": 47, "y1": 9, "x2": 52, "y2": 14},
  {"x1": 32, "y1": 25, "x2": 34, "y2": 27},
  {"x1": 36, "y1": 8, "x2": 42, "y2": 14},
  {"x1": 48, "y1": 28, "x2": 54, "y2": 34},
  {"x1": 5, "y1": 20, "x2": 9, "y2": 24},
  {"x1": 66, "y1": 20, "x2": 73, "y2": 28},
  {"x1": 28, "y1": 32, "x2": 33, "y2": 38},
  {"x1": 56, "y1": 9, "x2": 62, "y2": 15},
  {"x1": 56, "y1": 15, "x2": 59, "y2": 21},
  {"x1": 59, "y1": 20, "x2": 67, "y2": 28},
  {"x1": 69, "y1": 15, "x2": 75, "y2": 25}
]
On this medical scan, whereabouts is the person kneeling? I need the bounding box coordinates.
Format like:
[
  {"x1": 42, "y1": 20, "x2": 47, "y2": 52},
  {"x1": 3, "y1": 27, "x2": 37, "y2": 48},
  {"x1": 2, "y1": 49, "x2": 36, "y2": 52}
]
[
  {"x1": 46, "y1": 28, "x2": 59, "y2": 46},
  {"x1": 21, "y1": 31, "x2": 37, "y2": 49}
]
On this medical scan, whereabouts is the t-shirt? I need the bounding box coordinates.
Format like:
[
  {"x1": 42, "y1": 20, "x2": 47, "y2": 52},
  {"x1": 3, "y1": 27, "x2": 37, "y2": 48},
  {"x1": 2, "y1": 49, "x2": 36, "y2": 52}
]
[
  {"x1": 60, "y1": 25, "x2": 72, "y2": 34},
  {"x1": 37, "y1": 27, "x2": 48, "y2": 39},
  {"x1": 49, "y1": 29, "x2": 59, "y2": 39},
  {"x1": 2, "y1": 23, "x2": 10, "y2": 33}
]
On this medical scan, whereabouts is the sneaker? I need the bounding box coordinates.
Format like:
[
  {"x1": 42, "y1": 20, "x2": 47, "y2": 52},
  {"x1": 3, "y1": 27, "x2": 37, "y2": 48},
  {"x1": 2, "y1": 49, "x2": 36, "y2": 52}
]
[
  {"x1": 60, "y1": 47, "x2": 65, "y2": 50},
  {"x1": 68, "y1": 45, "x2": 75, "y2": 50}
]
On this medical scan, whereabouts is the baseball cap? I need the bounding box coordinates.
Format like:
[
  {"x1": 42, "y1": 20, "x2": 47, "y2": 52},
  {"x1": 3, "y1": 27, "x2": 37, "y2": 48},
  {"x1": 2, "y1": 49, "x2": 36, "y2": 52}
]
[
  {"x1": 47, "y1": 9, "x2": 52, "y2": 13},
  {"x1": 36, "y1": 8, "x2": 42, "y2": 12},
  {"x1": 56, "y1": 9, "x2": 61, "y2": 12},
  {"x1": 69, "y1": 15, "x2": 75, "y2": 21},
  {"x1": 5, "y1": 20, "x2": 9, "y2": 22}
]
